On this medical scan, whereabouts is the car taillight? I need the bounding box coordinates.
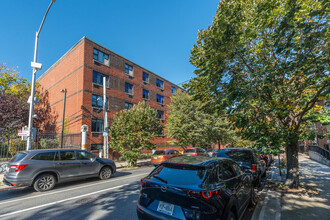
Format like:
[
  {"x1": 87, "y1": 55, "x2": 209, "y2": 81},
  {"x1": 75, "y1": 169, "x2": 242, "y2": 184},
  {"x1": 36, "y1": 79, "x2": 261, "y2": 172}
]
[
  {"x1": 251, "y1": 164, "x2": 257, "y2": 172},
  {"x1": 10, "y1": 164, "x2": 28, "y2": 172},
  {"x1": 140, "y1": 179, "x2": 150, "y2": 186},
  {"x1": 185, "y1": 190, "x2": 218, "y2": 199},
  {"x1": 202, "y1": 190, "x2": 218, "y2": 199}
]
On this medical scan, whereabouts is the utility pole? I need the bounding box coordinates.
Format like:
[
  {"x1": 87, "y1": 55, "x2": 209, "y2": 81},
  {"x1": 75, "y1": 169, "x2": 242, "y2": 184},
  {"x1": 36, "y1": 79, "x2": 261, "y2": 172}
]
[
  {"x1": 27, "y1": 0, "x2": 56, "y2": 150},
  {"x1": 60, "y1": 89, "x2": 67, "y2": 148},
  {"x1": 103, "y1": 77, "x2": 109, "y2": 159}
]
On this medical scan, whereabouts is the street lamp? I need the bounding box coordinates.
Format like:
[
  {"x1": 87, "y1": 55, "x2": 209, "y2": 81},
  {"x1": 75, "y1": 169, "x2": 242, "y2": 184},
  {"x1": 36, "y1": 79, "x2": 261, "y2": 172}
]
[
  {"x1": 26, "y1": 0, "x2": 56, "y2": 150},
  {"x1": 60, "y1": 89, "x2": 67, "y2": 148}
]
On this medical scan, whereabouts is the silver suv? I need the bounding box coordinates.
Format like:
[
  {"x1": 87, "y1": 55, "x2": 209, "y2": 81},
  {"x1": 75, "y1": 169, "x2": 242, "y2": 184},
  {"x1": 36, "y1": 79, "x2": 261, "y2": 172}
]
[{"x1": 3, "y1": 149, "x2": 116, "y2": 192}]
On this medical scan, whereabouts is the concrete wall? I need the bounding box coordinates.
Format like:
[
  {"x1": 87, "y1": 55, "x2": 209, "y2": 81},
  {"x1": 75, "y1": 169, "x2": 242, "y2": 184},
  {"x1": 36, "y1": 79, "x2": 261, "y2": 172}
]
[{"x1": 309, "y1": 151, "x2": 330, "y2": 166}]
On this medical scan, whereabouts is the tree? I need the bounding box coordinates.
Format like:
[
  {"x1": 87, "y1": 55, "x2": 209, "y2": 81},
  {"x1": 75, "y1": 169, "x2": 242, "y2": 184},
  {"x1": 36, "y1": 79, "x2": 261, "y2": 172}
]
[
  {"x1": 109, "y1": 102, "x2": 163, "y2": 166},
  {"x1": 0, "y1": 64, "x2": 30, "y2": 97},
  {"x1": 166, "y1": 90, "x2": 211, "y2": 148},
  {"x1": 0, "y1": 92, "x2": 29, "y2": 128},
  {"x1": 186, "y1": 0, "x2": 329, "y2": 188}
]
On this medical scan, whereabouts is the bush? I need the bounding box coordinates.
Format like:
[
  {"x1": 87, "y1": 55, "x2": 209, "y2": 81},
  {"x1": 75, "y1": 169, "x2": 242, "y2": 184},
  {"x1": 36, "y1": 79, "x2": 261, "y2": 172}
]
[{"x1": 39, "y1": 138, "x2": 59, "y2": 149}]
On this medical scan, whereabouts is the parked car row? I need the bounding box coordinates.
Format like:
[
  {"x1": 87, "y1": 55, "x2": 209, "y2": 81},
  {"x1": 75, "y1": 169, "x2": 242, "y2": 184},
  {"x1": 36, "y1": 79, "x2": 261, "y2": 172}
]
[
  {"x1": 138, "y1": 156, "x2": 255, "y2": 220},
  {"x1": 142, "y1": 147, "x2": 271, "y2": 219}
]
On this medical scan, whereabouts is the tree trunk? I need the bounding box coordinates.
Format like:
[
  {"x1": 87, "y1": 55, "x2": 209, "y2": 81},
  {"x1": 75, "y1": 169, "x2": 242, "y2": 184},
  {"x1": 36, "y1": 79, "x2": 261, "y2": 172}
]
[{"x1": 285, "y1": 137, "x2": 299, "y2": 188}]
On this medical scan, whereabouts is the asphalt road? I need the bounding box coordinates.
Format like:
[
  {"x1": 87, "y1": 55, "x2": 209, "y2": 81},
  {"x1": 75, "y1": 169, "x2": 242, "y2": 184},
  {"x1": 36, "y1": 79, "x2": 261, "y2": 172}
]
[{"x1": 0, "y1": 166, "x2": 154, "y2": 220}]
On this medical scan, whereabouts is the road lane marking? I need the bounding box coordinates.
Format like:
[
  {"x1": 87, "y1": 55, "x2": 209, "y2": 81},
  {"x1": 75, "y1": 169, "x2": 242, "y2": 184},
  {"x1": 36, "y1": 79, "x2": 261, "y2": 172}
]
[
  {"x1": 0, "y1": 172, "x2": 149, "y2": 206},
  {"x1": 0, "y1": 183, "x2": 131, "y2": 218}
]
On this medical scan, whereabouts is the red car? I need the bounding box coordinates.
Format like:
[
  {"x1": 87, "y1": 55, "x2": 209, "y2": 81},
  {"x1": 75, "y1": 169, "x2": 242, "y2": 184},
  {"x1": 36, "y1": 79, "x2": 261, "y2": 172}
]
[{"x1": 183, "y1": 148, "x2": 209, "y2": 156}]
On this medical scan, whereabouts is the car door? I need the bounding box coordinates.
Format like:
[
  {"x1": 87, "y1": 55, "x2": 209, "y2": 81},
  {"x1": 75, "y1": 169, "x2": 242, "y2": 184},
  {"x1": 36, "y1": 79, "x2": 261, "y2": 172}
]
[
  {"x1": 76, "y1": 150, "x2": 100, "y2": 176},
  {"x1": 54, "y1": 150, "x2": 81, "y2": 179},
  {"x1": 222, "y1": 160, "x2": 245, "y2": 214},
  {"x1": 232, "y1": 162, "x2": 251, "y2": 207}
]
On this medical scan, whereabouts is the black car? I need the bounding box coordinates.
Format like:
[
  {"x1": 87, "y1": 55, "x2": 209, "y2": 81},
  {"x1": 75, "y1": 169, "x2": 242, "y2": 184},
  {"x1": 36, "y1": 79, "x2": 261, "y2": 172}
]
[
  {"x1": 137, "y1": 156, "x2": 254, "y2": 220},
  {"x1": 217, "y1": 148, "x2": 263, "y2": 186}
]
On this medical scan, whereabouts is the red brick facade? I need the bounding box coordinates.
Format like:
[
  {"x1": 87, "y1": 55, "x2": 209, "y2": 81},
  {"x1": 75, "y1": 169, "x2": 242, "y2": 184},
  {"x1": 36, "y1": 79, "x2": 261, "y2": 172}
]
[{"x1": 37, "y1": 37, "x2": 183, "y2": 153}]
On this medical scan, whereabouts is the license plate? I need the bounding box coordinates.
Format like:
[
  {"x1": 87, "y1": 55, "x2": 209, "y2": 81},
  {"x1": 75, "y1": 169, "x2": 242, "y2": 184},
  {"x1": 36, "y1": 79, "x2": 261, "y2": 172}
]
[
  {"x1": 154, "y1": 156, "x2": 157, "y2": 159},
  {"x1": 157, "y1": 201, "x2": 174, "y2": 215}
]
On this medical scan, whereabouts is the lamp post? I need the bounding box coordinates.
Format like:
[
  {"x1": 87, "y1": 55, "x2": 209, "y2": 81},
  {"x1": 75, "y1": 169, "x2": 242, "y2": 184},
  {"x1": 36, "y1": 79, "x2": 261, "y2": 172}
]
[
  {"x1": 26, "y1": 0, "x2": 56, "y2": 150},
  {"x1": 60, "y1": 89, "x2": 67, "y2": 148}
]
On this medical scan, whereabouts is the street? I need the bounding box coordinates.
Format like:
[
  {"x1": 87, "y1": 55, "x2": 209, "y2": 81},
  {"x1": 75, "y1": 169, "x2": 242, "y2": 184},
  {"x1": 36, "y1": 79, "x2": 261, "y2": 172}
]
[{"x1": 0, "y1": 167, "x2": 154, "y2": 220}]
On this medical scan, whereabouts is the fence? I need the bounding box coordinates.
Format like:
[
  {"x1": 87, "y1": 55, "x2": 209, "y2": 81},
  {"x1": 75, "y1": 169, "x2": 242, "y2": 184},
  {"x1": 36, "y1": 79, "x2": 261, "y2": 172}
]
[
  {"x1": 0, "y1": 128, "x2": 81, "y2": 162},
  {"x1": 309, "y1": 145, "x2": 330, "y2": 161}
]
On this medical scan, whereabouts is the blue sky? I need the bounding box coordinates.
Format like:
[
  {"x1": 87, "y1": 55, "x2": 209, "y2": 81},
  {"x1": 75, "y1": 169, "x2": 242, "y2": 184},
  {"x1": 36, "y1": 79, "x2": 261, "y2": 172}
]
[{"x1": 0, "y1": 0, "x2": 219, "y2": 86}]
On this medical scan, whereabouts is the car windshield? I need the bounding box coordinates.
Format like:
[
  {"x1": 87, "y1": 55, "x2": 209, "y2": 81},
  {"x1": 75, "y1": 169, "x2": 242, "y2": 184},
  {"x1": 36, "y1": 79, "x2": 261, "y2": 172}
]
[
  {"x1": 150, "y1": 164, "x2": 206, "y2": 186},
  {"x1": 219, "y1": 150, "x2": 253, "y2": 163},
  {"x1": 10, "y1": 153, "x2": 27, "y2": 162},
  {"x1": 153, "y1": 150, "x2": 165, "y2": 155},
  {"x1": 184, "y1": 149, "x2": 196, "y2": 153}
]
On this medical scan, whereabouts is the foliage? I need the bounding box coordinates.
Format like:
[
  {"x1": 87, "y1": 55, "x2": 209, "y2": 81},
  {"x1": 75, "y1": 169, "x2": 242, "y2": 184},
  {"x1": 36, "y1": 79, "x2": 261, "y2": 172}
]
[
  {"x1": 109, "y1": 102, "x2": 163, "y2": 166},
  {"x1": 0, "y1": 92, "x2": 29, "y2": 128},
  {"x1": 0, "y1": 64, "x2": 30, "y2": 97},
  {"x1": 39, "y1": 138, "x2": 59, "y2": 149},
  {"x1": 166, "y1": 90, "x2": 211, "y2": 148},
  {"x1": 186, "y1": 0, "x2": 329, "y2": 187}
]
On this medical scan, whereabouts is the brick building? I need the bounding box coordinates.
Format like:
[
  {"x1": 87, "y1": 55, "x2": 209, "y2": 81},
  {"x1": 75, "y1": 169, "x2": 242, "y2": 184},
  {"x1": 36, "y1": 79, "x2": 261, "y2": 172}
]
[{"x1": 36, "y1": 37, "x2": 182, "y2": 154}]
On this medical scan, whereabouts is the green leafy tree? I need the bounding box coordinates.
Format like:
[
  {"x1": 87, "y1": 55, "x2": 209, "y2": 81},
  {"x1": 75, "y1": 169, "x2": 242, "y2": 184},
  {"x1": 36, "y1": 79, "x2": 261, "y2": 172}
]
[
  {"x1": 186, "y1": 0, "x2": 329, "y2": 188},
  {"x1": 109, "y1": 102, "x2": 163, "y2": 166},
  {"x1": 166, "y1": 90, "x2": 211, "y2": 148},
  {"x1": 0, "y1": 64, "x2": 30, "y2": 97}
]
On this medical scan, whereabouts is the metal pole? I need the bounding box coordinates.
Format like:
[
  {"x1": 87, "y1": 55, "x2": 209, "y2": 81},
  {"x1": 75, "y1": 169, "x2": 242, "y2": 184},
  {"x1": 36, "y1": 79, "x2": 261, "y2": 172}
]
[
  {"x1": 60, "y1": 89, "x2": 67, "y2": 148},
  {"x1": 26, "y1": 0, "x2": 56, "y2": 150},
  {"x1": 103, "y1": 78, "x2": 108, "y2": 158},
  {"x1": 103, "y1": 77, "x2": 109, "y2": 159}
]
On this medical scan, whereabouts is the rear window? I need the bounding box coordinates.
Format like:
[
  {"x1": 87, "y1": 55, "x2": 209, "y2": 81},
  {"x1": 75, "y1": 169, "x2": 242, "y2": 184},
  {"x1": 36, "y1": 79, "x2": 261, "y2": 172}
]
[
  {"x1": 153, "y1": 150, "x2": 165, "y2": 155},
  {"x1": 150, "y1": 165, "x2": 206, "y2": 186},
  {"x1": 218, "y1": 150, "x2": 253, "y2": 163},
  {"x1": 184, "y1": 149, "x2": 196, "y2": 153},
  {"x1": 31, "y1": 152, "x2": 56, "y2": 161},
  {"x1": 10, "y1": 153, "x2": 27, "y2": 162}
]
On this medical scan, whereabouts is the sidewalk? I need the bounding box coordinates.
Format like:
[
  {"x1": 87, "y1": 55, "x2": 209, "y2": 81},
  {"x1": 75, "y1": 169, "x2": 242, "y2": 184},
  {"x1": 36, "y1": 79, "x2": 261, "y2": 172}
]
[
  {"x1": 252, "y1": 154, "x2": 330, "y2": 220},
  {"x1": 0, "y1": 159, "x2": 151, "y2": 191}
]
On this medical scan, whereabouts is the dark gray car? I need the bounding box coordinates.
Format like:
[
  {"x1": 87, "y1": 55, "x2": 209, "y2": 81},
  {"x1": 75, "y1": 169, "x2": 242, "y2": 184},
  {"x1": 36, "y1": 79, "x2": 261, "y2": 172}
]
[{"x1": 3, "y1": 149, "x2": 116, "y2": 192}]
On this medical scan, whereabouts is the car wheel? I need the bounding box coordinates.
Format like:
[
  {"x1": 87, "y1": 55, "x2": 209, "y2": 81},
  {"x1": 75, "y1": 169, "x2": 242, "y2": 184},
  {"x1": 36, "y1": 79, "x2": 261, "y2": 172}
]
[
  {"x1": 33, "y1": 173, "x2": 56, "y2": 192},
  {"x1": 99, "y1": 166, "x2": 112, "y2": 180},
  {"x1": 227, "y1": 211, "x2": 237, "y2": 220}
]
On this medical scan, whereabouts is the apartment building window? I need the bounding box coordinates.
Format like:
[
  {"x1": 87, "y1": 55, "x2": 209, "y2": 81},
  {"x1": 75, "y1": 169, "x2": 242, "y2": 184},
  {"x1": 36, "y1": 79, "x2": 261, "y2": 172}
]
[
  {"x1": 125, "y1": 102, "x2": 133, "y2": 110},
  {"x1": 171, "y1": 87, "x2": 176, "y2": 95},
  {"x1": 156, "y1": 79, "x2": 164, "y2": 90},
  {"x1": 143, "y1": 72, "x2": 149, "y2": 83},
  {"x1": 91, "y1": 144, "x2": 103, "y2": 151},
  {"x1": 156, "y1": 94, "x2": 164, "y2": 105},
  {"x1": 143, "y1": 89, "x2": 149, "y2": 100},
  {"x1": 92, "y1": 119, "x2": 104, "y2": 132},
  {"x1": 93, "y1": 71, "x2": 109, "y2": 87},
  {"x1": 125, "y1": 83, "x2": 133, "y2": 95},
  {"x1": 125, "y1": 64, "x2": 133, "y2": 77},
  {"x1": 157, "y1": 110, "x2": 164, "y2": 121},
  {"x1": 92, "y1": 95, "x2": 108, "y2": 109},
  {"x1": 93, "y1": 48, "x2": 109, "y2": 66}
]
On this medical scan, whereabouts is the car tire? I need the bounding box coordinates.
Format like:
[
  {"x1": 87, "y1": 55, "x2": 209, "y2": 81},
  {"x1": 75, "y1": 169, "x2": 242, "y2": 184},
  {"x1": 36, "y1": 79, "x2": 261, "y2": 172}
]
[
  {"x1": 33, "y1": 173, "x2": 56, "y2": 192},
  {"x1": 227, "y1": 211, "x2": 237, "y2": 220},
  {"x1": 99, "y1": 166, "x2": 112, "y2": 180}
]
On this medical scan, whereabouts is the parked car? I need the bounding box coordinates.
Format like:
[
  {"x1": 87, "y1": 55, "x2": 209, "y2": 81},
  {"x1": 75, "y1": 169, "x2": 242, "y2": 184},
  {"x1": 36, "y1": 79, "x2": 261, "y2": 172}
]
[
  {"x1": 183, "y1": 147, "x2": 209, "y2": 156},
  {"x1": 150, "y1": 149, "x2": 181, "y2": 166},
  {"x1": 137, "y1": 156, "x2": 254, "y2": 220},
  {"x1": 208, "y1": 149, "x2": 220, "y2": 157},
  {"x1": 3, "y1": 149, "x2": 116, "y2": 192},
  {"x1": 217, "y1": 148, "x2": 263, "y2": 186}
]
